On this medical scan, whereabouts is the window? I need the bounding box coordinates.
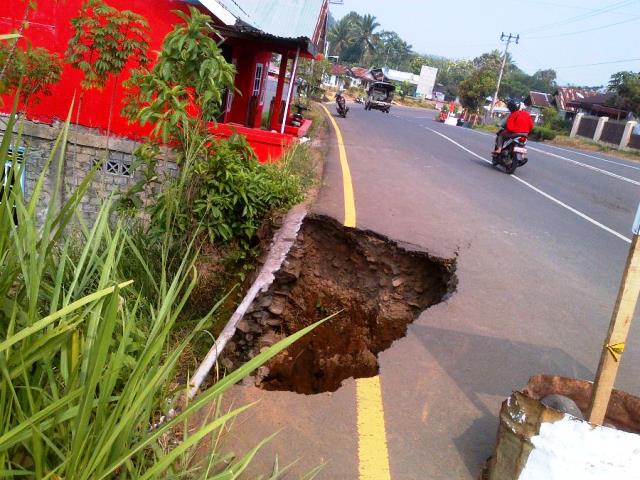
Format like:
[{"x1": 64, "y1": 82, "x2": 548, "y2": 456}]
[
  {"x1": 253, "y1": 63, "x2": 264, "y2": 97},
  {"x1": 104, "y1": 158, "x2": 132, "y2": 177},
  {"x1": 94, "y1": 155, "x2": 132, "y2": 177}
]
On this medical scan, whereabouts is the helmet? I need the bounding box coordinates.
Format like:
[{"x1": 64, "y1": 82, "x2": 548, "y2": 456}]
[{"x1": 507, "y1": 99, "x2": 519, "y2": 112}]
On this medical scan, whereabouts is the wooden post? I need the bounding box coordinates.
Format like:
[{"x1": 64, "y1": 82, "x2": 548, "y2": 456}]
[
  {"x1": 588, "y1": 204, "x2": 640, "y2": 424},
  {"x1": 270, "y1": 52, "x2": 289, "y2": 131}
]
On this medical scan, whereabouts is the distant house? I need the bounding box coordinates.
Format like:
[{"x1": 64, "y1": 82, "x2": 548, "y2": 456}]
[
  {"x1": 325, "y1": 63, "x2": 350, "y2": 89},
  {"x1": 524, "y1": 91, "x2": 553, "y2": 123},
  {"x1": 554, "y1": 87, "x2": 601, "y2": 120},
  {"x1": 349, "y1": 67, "x2": 377, "y2": 89},
  {"x1": 564, "y1": 92, "x2": 630, "y2": 120}
]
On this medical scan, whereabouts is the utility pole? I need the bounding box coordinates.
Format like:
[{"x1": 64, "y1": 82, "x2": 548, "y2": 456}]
[{"x1": 488, "y1": 32, "x2": 519, "y2": 119}]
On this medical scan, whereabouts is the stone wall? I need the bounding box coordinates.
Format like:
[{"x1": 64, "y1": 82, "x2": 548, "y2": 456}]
[{"x1": 0, "y1": 116, "x2": 177, "y2": 224}]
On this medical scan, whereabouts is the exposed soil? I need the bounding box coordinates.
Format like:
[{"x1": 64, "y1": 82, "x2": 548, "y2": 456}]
[{"x1": 227, "y1": 215, "x2": 457, "y2": 395}]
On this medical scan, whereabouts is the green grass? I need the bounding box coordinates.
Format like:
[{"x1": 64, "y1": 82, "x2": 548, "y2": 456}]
[{"x1": 0, "y1": 98, "x2": 324, "y2": 478}]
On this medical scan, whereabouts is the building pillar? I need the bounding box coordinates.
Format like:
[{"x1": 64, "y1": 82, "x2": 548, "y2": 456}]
[
  {"x1": 620, "y1": 120, "x2": 637, "y2": 150},
  {"x1": 593, "y1": 116, "x2": 608, "y2": 142},
  {"x1": 269, "y1": 52, "x2": 289, "y2": 131},
  {"x1": 570, "y1": 112, "x2": 583, "y2": 138}
]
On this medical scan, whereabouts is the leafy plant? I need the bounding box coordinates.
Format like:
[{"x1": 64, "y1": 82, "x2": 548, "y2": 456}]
[
  {"x1": 66, "y1": 0, "x2": 150, "y2": 91},
  {"x1": 298, "y1": 57, "x2": 330, "y2": 101},
  {"x1": 123, "y1": 6, "x2": 236, "y2": 143},
  {"x1": 0, "y1": 43, "x2": 63, "y2": 106},
  {"x1": 608, "y1": 70, "x2": 640, "y2": 117},
  {"x1": 147, "y1": 128, "x2": 304, "y2": 248},
  {"x1": 0, "y1": 101, "x2": 323, "y2": 479},
  {"x1": 530, "y1": 126, "x2": 557, "y2": 141},
  {"x1": 459, "y1": 68, "x2": 497, "y2": 112},
  {"x1": 66, "y1": 0, "x2": 150, "y2": 138},
  {"x1": 0, "y1": 0, "x2": 35, "y2": 84}
]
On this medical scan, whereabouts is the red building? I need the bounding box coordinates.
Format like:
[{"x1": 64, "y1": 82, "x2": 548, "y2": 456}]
[{"x1": 0, "y1": 0, "x2": 328, "y2": 162}]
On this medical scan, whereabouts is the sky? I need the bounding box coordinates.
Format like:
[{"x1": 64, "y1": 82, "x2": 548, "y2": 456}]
[{"x1": 330, "y1": 0, "x2": 640, "y2": 87}]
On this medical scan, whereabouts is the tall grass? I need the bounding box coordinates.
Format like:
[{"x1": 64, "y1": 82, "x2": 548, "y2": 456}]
[{"x1": 0, "y1": 102, "x2": 322, "y2": 477}]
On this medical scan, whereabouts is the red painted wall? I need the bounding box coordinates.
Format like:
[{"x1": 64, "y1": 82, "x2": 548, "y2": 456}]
[{"x1": 0, "y1": 0, "x2": 189, "y2": 138}]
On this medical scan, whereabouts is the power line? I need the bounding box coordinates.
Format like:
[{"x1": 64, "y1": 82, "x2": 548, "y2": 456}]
[
  {"x1": 520, "y1": 0, "x2": 637, "y2": 34},
  {"x1": 489, "y1": 33, "x2": 519, "y2": 117},
  {"x1": 554, "y1": 58, "x2": 640, "y2": 69},
  {"x1": 509, "y1": 0, "x2": 627, "y2": 12},
  {"x1": 525, "y1": 15, "x2": 640, "y2": 39}
]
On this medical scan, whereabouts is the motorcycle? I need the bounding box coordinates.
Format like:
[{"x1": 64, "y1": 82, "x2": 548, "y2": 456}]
[
  {"x1": 491, "y1": 133, "x2": 529, "y2": 174},
  {"x1": 336, "y1": 94, "x2": 349, "y2": 118},
  {"x1": 355, "y1": 96, "x2": 364, "y2": 104}
]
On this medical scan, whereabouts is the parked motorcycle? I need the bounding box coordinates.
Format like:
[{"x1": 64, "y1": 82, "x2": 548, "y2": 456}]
[
  {"x1": 336, "y1": 93, "x2": 349, "y2": 118},
  {"x1": 491, "y1": 133, "x2": 529, "y2": 174},
  {"x1": 355, "y1": 96, "x2": 364, "y2": 104}
]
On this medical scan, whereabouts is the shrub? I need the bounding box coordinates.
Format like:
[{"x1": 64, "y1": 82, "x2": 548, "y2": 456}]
[
  {"x1": 0, "y1": 101, "x2": 321, "y2": 479},
  {"x1": 531, "y1": 126, "x2": 557, "y2": 141},
  {"x1": 540, "y1": 105, "x2": 570, "y2": 134},
  {"x1": 146, "y1": 130, "x2": 304, "y2": 249}
]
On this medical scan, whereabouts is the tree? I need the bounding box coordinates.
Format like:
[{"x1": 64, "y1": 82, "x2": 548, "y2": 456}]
[
  {"x1": 66, "y1": 0, "x2": 150, "y2": 138},
  {"x1": 298, "y1": 57, "x2": 330, "y2": 100},
  {"x1": 473, "y1": 50, "x2": 511, "y2": 72},
  {"x1": 459, "y1": 68, "x2": 497, "y2": 112},
  {"x1": 327, "y1": 17, "x2": 354, "y2": 59},
  {"x1": 0, "y1": 44, "x2": 62, "y2": 108},
  {"x1": 371, "y1": 31, "x2": 412, "y2": 69},
  {"x1": 66, "y1": 0, "x2": 150, "y2": 90},
  {"x1": 0, "y1": 0, "x2": 36, "y2": 85},
  {"x1": 123, "y1": 7, "x2": 236, "y2": 143},
  {"x1": 351, "y1": 13, "x2": 380, "y2": 63},
  {"x1": 608, "y1": 71, "x2": 640, "y2": 117}
]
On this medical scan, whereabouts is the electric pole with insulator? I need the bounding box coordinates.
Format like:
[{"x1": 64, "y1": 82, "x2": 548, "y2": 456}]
[{"x1": 488, "y1": 32, "x2": 519, "y2": 120}]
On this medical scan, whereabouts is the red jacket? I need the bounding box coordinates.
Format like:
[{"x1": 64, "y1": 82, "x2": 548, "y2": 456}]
[{"x1": 505, "y1": 110, "x2": 534, "y2": 134}]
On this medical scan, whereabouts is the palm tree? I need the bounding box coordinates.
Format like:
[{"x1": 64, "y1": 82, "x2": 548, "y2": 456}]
[
  {"x1": 327, "y1": 18, "x2": 354, "y2": 58},
  {"x1": 351, "y1": 14, "x2": 380, "y2": 63}
]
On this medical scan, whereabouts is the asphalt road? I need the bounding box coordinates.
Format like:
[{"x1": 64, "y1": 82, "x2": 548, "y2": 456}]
[{"x1": 224, "y1": 103, "x2": 640, "y2": 479}]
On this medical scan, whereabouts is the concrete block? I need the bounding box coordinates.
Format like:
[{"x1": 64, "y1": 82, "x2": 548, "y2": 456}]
[
  {"x1": 593, "y1": 116, "x2": 608, "y2": 142},
  {"x1": 570, "y1": 113, "x2": 583, "y2": 138},
  {"x1": 620, "y1": 121, "x2": 637, "y2": 150}
]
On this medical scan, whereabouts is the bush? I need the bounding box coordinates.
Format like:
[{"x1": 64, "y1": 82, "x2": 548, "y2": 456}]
[
  {"x1": 0, "y1": 102, "x2": 321, "y2": 479},
  {"x1": 540, "y1": 106, "x2": 571, "y2": 134},
  {"x1": 531, "y1": 126, "x2": 557, "y2": 141},
  {"x1": 147, "y1": 130, "x2": 304, "y2": 249}
]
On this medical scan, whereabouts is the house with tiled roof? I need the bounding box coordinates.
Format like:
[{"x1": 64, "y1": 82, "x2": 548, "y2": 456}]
[
  {"x1": 524, "y1": 91, "x2": 554, "y2": 123},
  {"x1": 554, "y1": 87, "x2": 601, "y2": 120}
]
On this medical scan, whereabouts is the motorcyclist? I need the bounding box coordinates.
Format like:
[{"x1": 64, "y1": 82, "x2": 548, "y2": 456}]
[
  {"x1": 493, "y1": 100, "x2": 534, "y2": 155},
  {"x1": 335, "y1": 90, "x2": 349, "y2": 116}
]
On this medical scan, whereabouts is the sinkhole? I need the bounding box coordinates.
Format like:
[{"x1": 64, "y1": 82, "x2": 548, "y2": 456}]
[{"x1": 228, "y1": 215, "x2": 457, "y2": 395}]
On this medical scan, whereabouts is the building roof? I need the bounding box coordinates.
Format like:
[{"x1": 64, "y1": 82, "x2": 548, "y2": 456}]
[
  {"x1": 565, "y1": 92, "x2": 628, "y2": 117},
  {"x1": 554, "y1": 87, "x2": 601, "y2": 112},
  {"x1": 526, "y1": 91, "x2": 553, "y2": 108},
  {"x1": 349, "y1": 67, "x2": 370, "y2": 79},
  {"x1": 197, "y1": 0, "x2": 327, "y2": 46},
  {"x1": 330, "y1": 64, "x2": 349, "y2": 76}
]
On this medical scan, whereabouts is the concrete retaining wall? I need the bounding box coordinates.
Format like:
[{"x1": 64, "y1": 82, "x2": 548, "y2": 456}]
[
  {"x1": 0, "y1": 116, "x2": 177, "y2": 224},
  {"x1": 571, "y1": 113, "x2": 638, "y2": 151}
]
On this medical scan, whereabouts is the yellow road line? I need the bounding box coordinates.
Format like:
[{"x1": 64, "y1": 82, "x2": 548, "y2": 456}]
[
  {"x1": 356, "y1": 376, "x2": 392, "y2": 480},
  {"x1": 319, "y1": 104, "x2": 356, "y2": 227},
  {"x1": 320, "y1": 104, "x2": 391, "y2": 479}
]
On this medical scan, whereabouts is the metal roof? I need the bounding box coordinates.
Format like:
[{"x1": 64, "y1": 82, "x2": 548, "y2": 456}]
[
  {"x1": 555, "y1": 87, "x2": 601, "y2": 112},
  {"x1": 197, "y1": 0, "x2": 326, "y2": 41},
  {"x1": 526, "y1": 91, "x2": 553, "y2": 108}
]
